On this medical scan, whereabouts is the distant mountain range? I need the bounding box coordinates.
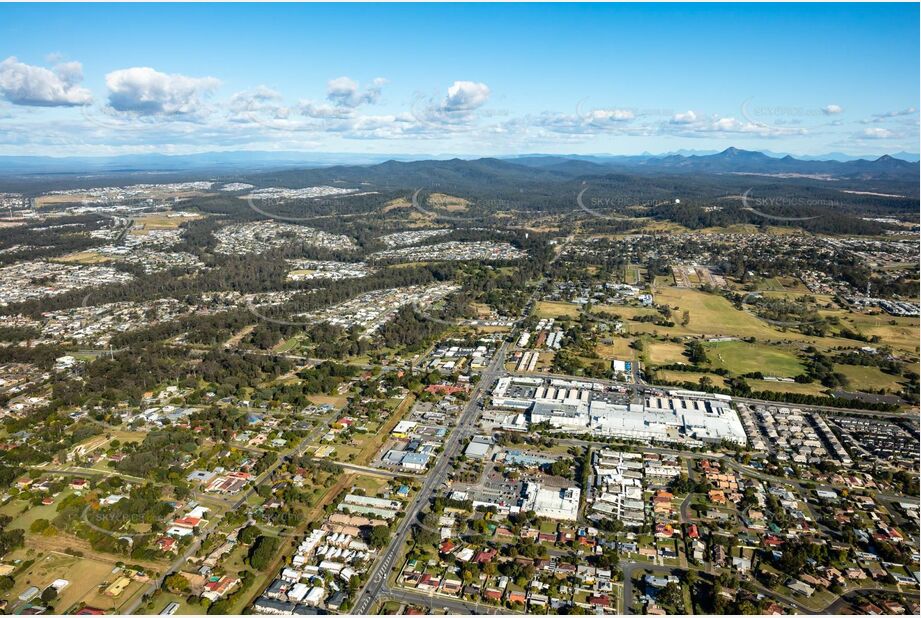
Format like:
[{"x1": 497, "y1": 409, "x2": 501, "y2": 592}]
[
  {"x1": 507, "y1": 149, "x2": 921, "y2": 163},
  {"x1": 505, "y1": 147, "x2": 919, "y2": 181},
  {"x1": 0, "y1": 147, "x2": 917, "y2": 176}
]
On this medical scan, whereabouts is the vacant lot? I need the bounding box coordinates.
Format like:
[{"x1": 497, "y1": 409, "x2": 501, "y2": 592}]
[
  {"x1": 596, "y1": 338, "x2": 634, "y2": 360},
  {"x1": 643, "y1": 287, "x2": 886, "y2": 354},
  {"x1": 307, "y1": 394, "x2": 349, "y2": 409},
  {"x1": 130, "y1": 212, "x2": 200, "y2": 234},
  {"x1": 592, "y1": 304, "x2": 658, "y2": 320},
  {"x1": 705, "y1": 340, "x2": 804, "y2": 378},
  {"x1": 656, "y1": 370, "x2": 728, "y2": 388},
  {"x1": 746, "y1": 379, "x2": 828, "y2": 397},
  {"x1": 0, "y1": 552, "x2": 118, "y2": 614},
  {"x1": 535, "y1": 300, "x2": 581, "y2": 318},
  {"x1": 644, "y1": 340, "x2": 688, "y2": 366},
  {"x1": 53, "y1": 250, "x2": 112, "y2": 265}
]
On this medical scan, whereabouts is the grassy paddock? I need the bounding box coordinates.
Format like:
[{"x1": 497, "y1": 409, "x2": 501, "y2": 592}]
[
  {"x1": 705, "y1": 340, "x2": 804, "y2": 377},
  {"x1": 535, "y1": 301, "x2": 581, "y2": 318},
  {"x1": 644, "y1": 340, "x2": 688, "y2": 365}
]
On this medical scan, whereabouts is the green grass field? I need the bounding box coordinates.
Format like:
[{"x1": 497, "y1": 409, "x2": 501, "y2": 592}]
[
  {"x1": 834, "y1": 364, "x2": 906, "y2": 393},
  {"x1": 705, "y1": 340, "x2": 804, "y2": 377},
  {"x1": 653, "y1": 288, "x2": 784, "y2": 339},
  {"x1": 637, "y1": 287, "x2": 910, "y2": 357}
]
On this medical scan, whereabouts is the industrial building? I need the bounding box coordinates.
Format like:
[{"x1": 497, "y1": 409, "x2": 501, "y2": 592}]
[{"x1": 490, "y1": 377, "x2": 747, "y2": 446}]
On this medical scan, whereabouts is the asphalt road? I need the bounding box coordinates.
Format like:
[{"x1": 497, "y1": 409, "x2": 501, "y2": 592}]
[
  {"x1": 379, "y1": 584, "x2": 524, "y2": 615},
  {"x1": 351, "y1": 340, "x2": 509, "y2": 614}
]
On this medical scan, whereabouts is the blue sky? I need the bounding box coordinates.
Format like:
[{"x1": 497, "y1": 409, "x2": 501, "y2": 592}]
[{"x1": 0, "y1": 2, "x2": 918, "y2": 157}]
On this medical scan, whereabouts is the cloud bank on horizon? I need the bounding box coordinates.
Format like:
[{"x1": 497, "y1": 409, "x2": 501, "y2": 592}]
[{"x1": 0, "y1": 3, "x2": 917, "y2": 157}]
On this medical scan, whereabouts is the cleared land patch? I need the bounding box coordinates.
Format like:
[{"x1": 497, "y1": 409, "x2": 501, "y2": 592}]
[
  {"x1": 535, "y1": 300, "x2": 581, "y2": 318},
  {"x1": 656, "y1": 370, "x2": 728, "y2": 388},
  {"x1": 746, "y1": 379, "x2": 828, "y2": 396},
  {"x1": 427, "y1": 193, "x2": 470, "y2": 212},
  {"x1": 53, "y1": 250, "x2": 113, "y2": 265},
  {"x1": 645, "y1": 340, "x2": 688, "y2": 365},
  {"x1": 596, "y1": 338, "x2": 634, "y2": 360}
]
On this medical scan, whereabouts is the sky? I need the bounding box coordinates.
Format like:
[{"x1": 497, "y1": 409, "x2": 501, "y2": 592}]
[{"x1": 0, "y1": 2, "x2": 918, "y2": 158}]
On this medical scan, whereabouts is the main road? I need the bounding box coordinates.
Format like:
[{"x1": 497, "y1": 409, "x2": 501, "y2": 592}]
[
  {"x1": 351, "y1": 339, "x2": 510, "y2": 614},
  {"x1": 378, "y1": 584, "x2": 524, "y2": 615}
]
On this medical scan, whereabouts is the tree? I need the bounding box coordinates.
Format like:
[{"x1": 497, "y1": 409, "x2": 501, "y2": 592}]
[
  {"x1": 30, "y1": 519, "x2": 51, "y2": 534},
  {"x1": 686, "y1": 340, "x2": 708, "y2": 364},
  {"x1": 238, "y1": 524, "x2": 261, "y2": 545},
  {"x1": 248, "y1": 535, "x2": 280, "y2": 570},
  {"x1": 659, "y1": 582, "x2": 683, "y2": 608},
  {"x1": 369, "y1": 525, "x2": 390, "y2": 549},
  {"x1": 164, "y1": 573, "x2": 190, "y2": 593}
]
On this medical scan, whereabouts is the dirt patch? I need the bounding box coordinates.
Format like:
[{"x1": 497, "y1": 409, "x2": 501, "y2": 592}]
[{"x1": 25, "y1": 534, "x2": 169, "y2": 572}]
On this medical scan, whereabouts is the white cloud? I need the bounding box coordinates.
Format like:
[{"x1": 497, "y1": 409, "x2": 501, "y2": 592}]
[
  {"x1": 822, "y1": 104, "x2": 843, "y2": 115},
  {"x1": 0, "y1": 56, "x2": 92, "y2": 107},
  {"x1": 872, "y1": 107, "x2": 917, "y2": 120},
  {"x1": 443, "y1": 81, "x2": 490, "y2": 112},
  {"x1": 326, "y1": 76, "x2": 385, "y2": 108},
  {"x1": 298, "y1": 99, "x2": 355, "y2": 119},
  {"x1": 665, "y1": 112, "x2": 806, "y2": 137},
  {"x1": 528, "y1": 107, "x2": 654, "y2": 137},
  {"x1": 407, "y1": 80, "x2": 492, "y2": 129},
  {"x1": 862, "y1": 127, "x2": 895, "y2": 139},
  {"x1": 105, "y1": 67, "x2": 220, "y2": 116},
  {"x1": 670, "y1": 110, "x2": 697, "y2": 124},
  {"x1": 587, "y1": 108, "x2": 635, "y2": 122},
  {"x1": 229, "y1": 86, "x2": 282, "y2": 112}
]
